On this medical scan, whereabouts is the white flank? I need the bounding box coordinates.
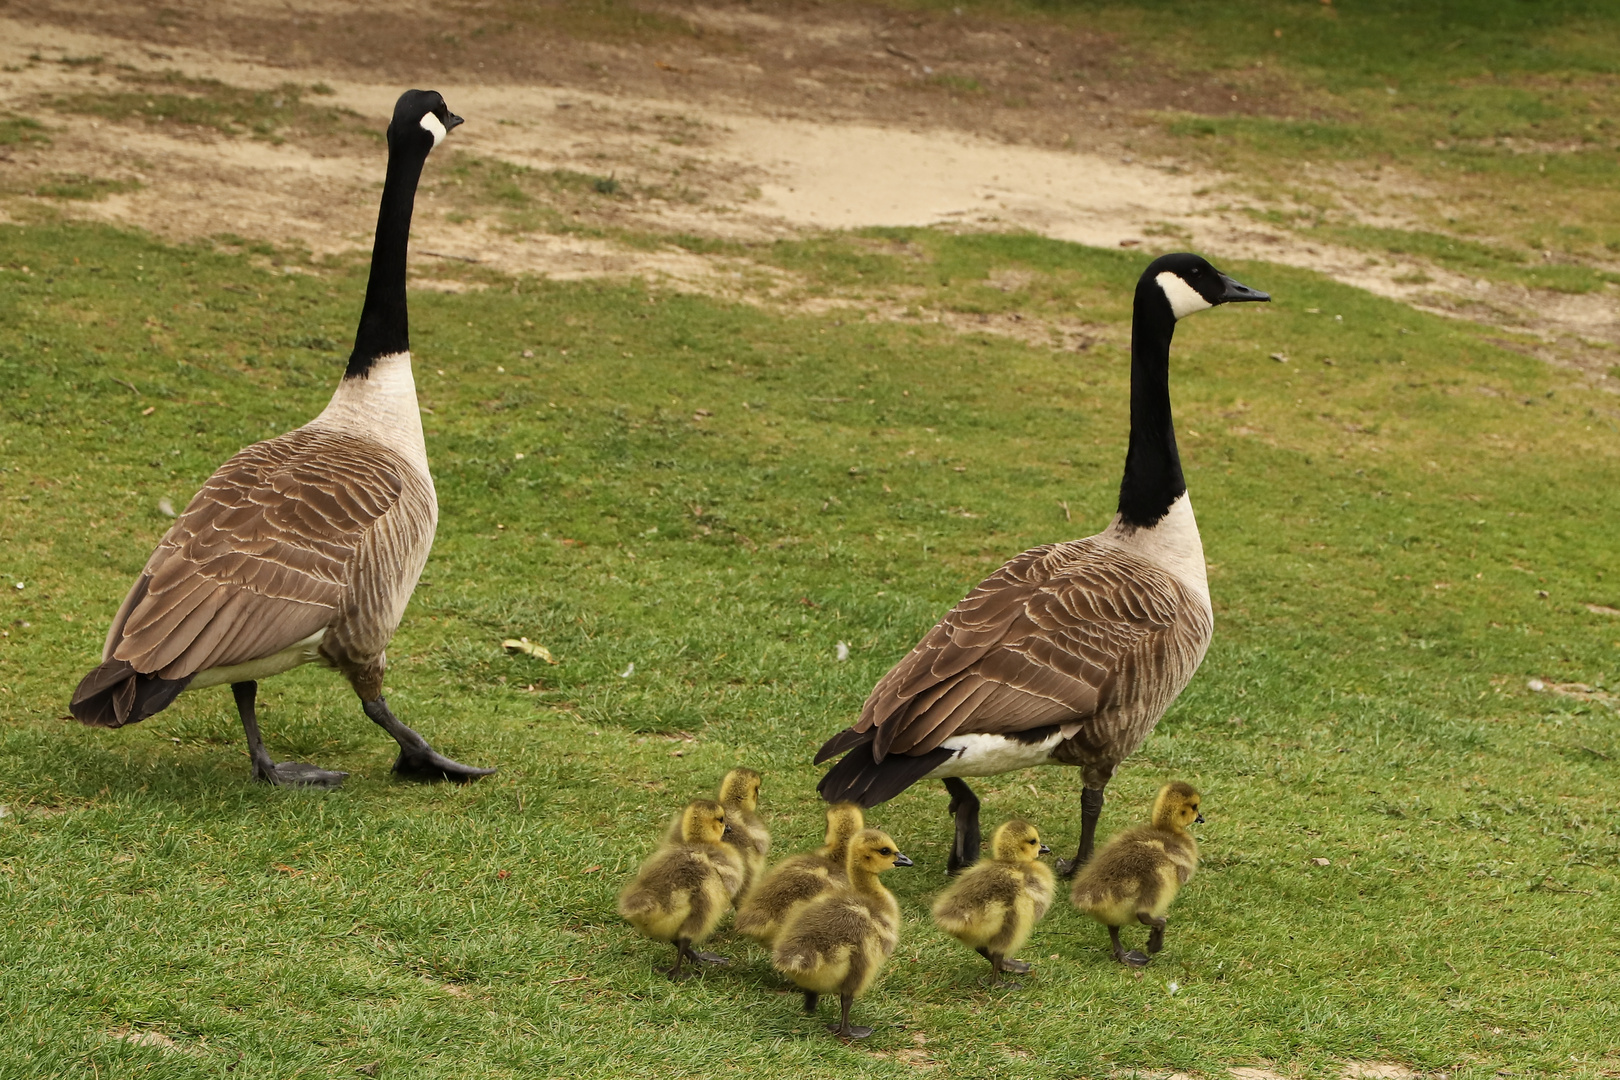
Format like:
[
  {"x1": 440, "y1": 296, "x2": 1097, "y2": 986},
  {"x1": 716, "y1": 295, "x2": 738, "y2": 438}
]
[
  {"x1": 1102, "y1": 491, "x2": 1209, "y2": 607},
  {"x1": 925, "y1": 730, "x2": 1068, "y2": 779},
  {"x1": 308, "y1": 351, "x2": 430, "y2": 477},
  {"x1": 1155, "y1": 272, "x2": 1212, "y2": 320},
  {"x1": 188, "y1": 630, "x2": 328, "y2": 690},
  {"x1": 419, "y1": 112, "x2": 447, "y2": 147}
]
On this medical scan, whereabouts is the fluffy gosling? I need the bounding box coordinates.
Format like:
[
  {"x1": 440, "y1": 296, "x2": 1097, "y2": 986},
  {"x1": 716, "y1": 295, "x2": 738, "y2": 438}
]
[
  {"x1": 619, "y1": 798, "x2": 745, "y2": 980},
  {"x1": 772, "y1": 828, "x2": 912, "y2": 1040},
  {"x1": 737, "y1": 802, "x2": 865, "y2": 945},
  {"x1": 717, "y1": 767, "x2": 771, "y2": 902},
  {"x1": 931, "y1": 819, "x2": 1055, "y2": 987},
  {"x1": 1069, "y1": 782, "x2": 1203, "y2": 967}
]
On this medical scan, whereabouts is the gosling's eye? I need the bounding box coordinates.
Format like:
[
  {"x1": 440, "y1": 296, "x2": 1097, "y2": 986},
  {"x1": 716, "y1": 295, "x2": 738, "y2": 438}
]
[{"x1": 878, "y1": 847, "x2": 892, "y2": 856}]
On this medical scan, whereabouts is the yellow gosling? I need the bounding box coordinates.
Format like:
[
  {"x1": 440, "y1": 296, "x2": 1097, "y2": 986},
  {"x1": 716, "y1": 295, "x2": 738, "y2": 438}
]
[
  {"x1": 717, "y1": 767, "x2": 770, "y2": 902},
  {"x1": 618, "y1": 799, "x2": 745, "y2": 980},
  {"x1": 772, "y1": 828, "x2": 912, "y2": 1040},
  {"x1": 931, "y1": 819, "x2": 1055, "y2": 987},
  {"x1": 1069, "y1": 782, "x2": 1202, "y2": 967},
  {"x1": 737, "y1": 802, "x2": 864, "y2": 945}
]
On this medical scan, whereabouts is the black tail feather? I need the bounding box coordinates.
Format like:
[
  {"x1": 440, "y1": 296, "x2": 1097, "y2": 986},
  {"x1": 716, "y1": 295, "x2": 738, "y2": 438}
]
[
  {"x1": 70, "y1": 660, "x2": 191, "y2": 728},
  {"x1": 817, "y1": 744, "x2": 955, "y2": 808},
  {"x1": 813, "y1": 726, "x2": 876, "y2": 765}
]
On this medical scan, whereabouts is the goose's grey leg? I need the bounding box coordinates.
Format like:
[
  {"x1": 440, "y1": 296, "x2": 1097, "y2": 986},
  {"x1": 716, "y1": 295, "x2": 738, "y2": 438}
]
[
  {"x1": 362, "y1": 697, "x2": 496, "y2": 783},
  {"x1": 1057, "y1": 786, "x2": 1106, "y2": 877},
  {"x1": 234, "y1": 681, "x2": 348, "y2": 788},
  {"x1": 944, "y1": 777, "x2": 981, "y2": 874}
]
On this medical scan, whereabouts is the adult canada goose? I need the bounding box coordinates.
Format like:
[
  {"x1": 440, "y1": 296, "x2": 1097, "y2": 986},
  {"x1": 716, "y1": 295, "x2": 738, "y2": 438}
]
[
  {"x1": 69, "y1": 90, "x2": 493, "y2": 789},
  {"x1": 816, "y1": 254, "x2": 1266, "y2": 872}
]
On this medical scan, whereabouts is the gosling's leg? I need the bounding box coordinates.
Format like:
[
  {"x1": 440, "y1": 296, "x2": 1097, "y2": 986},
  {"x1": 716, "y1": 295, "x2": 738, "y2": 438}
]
[
  {"x1": 802, "y1": 991, "x2": 820, "y2": 1014},
  {"x1": 685, "y1": 944, "x2": 731, "y2": 966},
  {"x1": 977, "y1": 945, "x2": 1032, "y2": 977},
  {"x1": 665, "y1": 939, "x2": 691, "y2": 981},
  {"x1": 361, "y1": 697, "x2": 496, "y2": 783},
  {"x1": 234, "y1": 681, "x2": 348, "y2": 788},
  {"x1": 1109, "y1": 925, "x2": 1150, "y2": 968},
  {"x1": 1138, "y1": 912, "x2": 1168, "y2": 955},
  {"x1": 944, "y1": 777, "x2": 981, "y2": 875},
  {"x1": 1057, "y1": 786, "x2": 1106, "y2": 877},
  {"x1": 986, "y1": 952, "x2": 1024, "y2": 989},
  {"x1": 830, "y1": 993, "x2": 873, "y2": 1040}
]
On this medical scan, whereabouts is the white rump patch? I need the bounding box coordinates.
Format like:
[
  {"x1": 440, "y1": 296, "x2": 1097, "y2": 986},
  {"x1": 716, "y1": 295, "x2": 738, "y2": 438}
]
[
  {"x1": 420, "y1": 112, "x2": 448, "y2": 147},
  {"x1": 925, "y1": 730, "x2": 1067, "y2": 779},
  {"x1": 188, "y1": 629, "x2": 328, "y2": 690},
  {"x1": 1156, "y1": 271, "x2": 1212, "y2": 320}
]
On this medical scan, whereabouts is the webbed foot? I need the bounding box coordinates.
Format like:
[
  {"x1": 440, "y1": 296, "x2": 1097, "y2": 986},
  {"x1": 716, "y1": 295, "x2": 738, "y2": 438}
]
[
  {"x1": 256, "y1": 761, "x2": 348, "y2": 789},
  {"x1": 1121, "y1": 950, "x2": 1151, "y2": 968},
  {"x1": 687, "y1": 950, "x2": 731, "y2": 966},
  {"x1": 831, "y1": 1023, "x2": 874, "y2": 1040},
  {"x1": 1000, "y1": 957, "x2": 1034, "y2": 974},
  {"x1": 392, "y1": 746, "x2": 498, "y2": 783}
]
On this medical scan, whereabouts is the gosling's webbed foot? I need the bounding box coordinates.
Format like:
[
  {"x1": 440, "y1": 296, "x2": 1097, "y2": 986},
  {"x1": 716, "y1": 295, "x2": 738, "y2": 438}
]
[
  {"x1": 831, "y1": 1023, "x2": 874, "y2": 1040},
  {"x1": 1054, "y1": 857, "x2": 1082, "y2": 878},
  {"x1": 392, "y1": 746, "x2": 497, "y2": 783},
  {"x1": 256, "y1": 761, "x2": 348, "y2": 789},
  {"x1": 664, "y1": 964, "x2": 694, "y2": 982},
  {"x1": 1000, "y1": 957, "x2": 1033, "y2": 975},
  {"x1": 687, "y1": 949, "x2": 731, "y2": 966},
  {"x1": 1121, "y1": 950, "x2": 1151, "y2": 968}
]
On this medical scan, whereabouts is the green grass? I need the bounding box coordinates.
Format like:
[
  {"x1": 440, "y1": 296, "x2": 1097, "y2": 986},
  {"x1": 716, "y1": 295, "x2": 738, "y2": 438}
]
[
  {"x1": 2, "y1": 220, "x2": 1619, "y2": 1078},
  {"x1": 48, "y1": 71, "x2": 371, "y2": 145}
]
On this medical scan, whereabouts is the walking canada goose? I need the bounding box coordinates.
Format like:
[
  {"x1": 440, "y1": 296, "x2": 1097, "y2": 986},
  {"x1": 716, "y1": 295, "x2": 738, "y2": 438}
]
[
  {"x1": 930, "y1": 819, "x2": 1055, "y2": 987},
  {"x1": 1070, "y1": 782, "x2": 1202, "y2": 967},
  {"x1": 69, "y1": 90, "x2": 493, "y2": 789},
  {"x1": 816, "y1": 254, "x2": 1266, "y2": 873},
  {"x1": 736, "y1": 802, "x2": 864, "y2": 945},
  {"x1": 772, "y1": 828, "x2": 912, "y2": 1040},
  {"x1": 619, "y1": 799, "x2": 746, "y2": 980}
]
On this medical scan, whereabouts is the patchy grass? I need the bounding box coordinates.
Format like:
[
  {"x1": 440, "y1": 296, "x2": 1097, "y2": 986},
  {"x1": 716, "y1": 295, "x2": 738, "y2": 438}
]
[
  {"x1": 1, "y1": 221, "x2": 1619, "y2": 1078},
  {"x1": 47, "y1": 71, "x2": 372, "y2": 145}
]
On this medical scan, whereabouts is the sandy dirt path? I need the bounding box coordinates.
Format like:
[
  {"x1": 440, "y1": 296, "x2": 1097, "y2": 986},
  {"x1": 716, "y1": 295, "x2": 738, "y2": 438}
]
[{"x1": 1, "y1": 13, "x2": 1614, "y2": 372}]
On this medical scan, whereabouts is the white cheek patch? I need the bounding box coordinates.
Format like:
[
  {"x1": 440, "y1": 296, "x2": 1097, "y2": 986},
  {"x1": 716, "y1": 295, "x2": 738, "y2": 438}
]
[
  {"x1": 1156, "y1": 271, "x2": 1213, "y2": 320},
  {"x1": 419, "y1": 112, "x2": 447, "y2": 148}
]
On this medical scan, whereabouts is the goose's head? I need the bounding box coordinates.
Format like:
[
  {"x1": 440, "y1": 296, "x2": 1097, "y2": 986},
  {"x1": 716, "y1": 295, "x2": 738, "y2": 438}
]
[
  {"x1": 678, "y1": 798, "x2": 730, "y2": 845},
  {"x1": 717, "y1": 767, "x2": 762, "y2": 812},
  {"x1": 1150, "y1": 781, "x2": 1205, "y2": 831},
  {"x1": 388, "y1": 89, "x2": 463, "y2": 156},
  {"x1": 990, "y1": 818, "x2": 1050, "y2": 864},
  {"x1": 824, "y1": 802, "x2": 866, "y2": 848},
  {"x1": 848, "y1": 828, "x2": 914, "y2": 874},
  {"x1": 1145, "y1": 253, "x2": 1269, "y2": 321}
]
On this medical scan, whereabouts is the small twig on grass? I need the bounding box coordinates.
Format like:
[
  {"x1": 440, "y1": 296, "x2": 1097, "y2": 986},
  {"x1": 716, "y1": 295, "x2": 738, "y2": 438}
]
[
  {"x1": 1576, "y1": 744, "x2": 1611, "y2": 760},
  {"x1": 550, "y1": 975, "x2": 588, "y2": 984},
  {"x1": 1059, "y1": 500, "x2": 1071, "y2": 523},
  {"x1": 110, "y1": 377, "x2": 139, "y2": 395},
  {"x1": 421, "y1": 250, "x2": 481, "y2": 264},
  {"x1": 883, "y1": 44, "x2": 922, "y2": 64}
]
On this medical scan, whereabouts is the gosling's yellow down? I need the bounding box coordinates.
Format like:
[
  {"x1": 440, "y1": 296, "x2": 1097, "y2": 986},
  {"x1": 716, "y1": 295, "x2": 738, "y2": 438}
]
[
  {"x1": 736, "y1": 802, "x2": 864, "y2": 945},
  {"x1": 619, "y1": 799, "x2": 745, "y2": 979},
  {"x1": 1069, "y1": 782, "x2": 1202, "y2": 967},
  {"x1": 931, "y1": 819, "x2": 1055, "y2": 986},
  {"x1": 772, "y1": 828, "x2": 912, "y2": 1040},
  {"x1": 717, "y1": 767, "x2": 771, "y2": 902}
]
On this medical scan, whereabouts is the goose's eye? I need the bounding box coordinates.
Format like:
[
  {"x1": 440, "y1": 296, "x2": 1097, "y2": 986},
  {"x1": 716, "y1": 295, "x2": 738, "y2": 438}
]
[{"x1": 878, "y1": 847, "x2": 892, "y2": 856}]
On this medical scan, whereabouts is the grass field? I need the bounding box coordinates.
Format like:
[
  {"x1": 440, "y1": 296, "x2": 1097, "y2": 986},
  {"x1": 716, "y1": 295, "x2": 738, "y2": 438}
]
[{"x1": 1, "y1": 214, "x2": 1617, "y2": 1079}]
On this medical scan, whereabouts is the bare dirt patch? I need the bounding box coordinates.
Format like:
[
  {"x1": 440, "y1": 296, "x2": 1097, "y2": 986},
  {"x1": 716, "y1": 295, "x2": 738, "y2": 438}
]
[{"x1": 2, "y1": 7, "x2": 1617, "y2": 378}]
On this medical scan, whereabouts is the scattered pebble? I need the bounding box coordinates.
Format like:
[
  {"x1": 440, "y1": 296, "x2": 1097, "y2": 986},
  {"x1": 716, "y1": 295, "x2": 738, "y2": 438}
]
[
  {"x1": 1270, "y1": 352, "x2": 1289, "y2": 363},
  {"x1": 1537, "y1": 590, "x2": 1549, "y2": 599},
  {"x1": 1527, "y1": 678, "x2": 1546, "y2": 692},
  {"x1": 522, "y1": 349, "x2": 534, "y2": 358},
  {"x1": 12, "y1": 582, "x2": 22, "y2": 591}
]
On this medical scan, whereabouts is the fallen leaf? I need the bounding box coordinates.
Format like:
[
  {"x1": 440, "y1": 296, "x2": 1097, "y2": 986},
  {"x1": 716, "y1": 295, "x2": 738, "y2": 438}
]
[
  {"x1": 502, "y1": 637, "x2": 558, "y2": 664},
  {"x1": 1270, "y1": 352, "x2": 1289, "y2": 363},
  {"x1": 1310, "y1": 857, "x2": 1330, "y2": 867},
  {"x1": 582, "y1": 865, "x2": 602, "y2": 874},
  {"x1": 141, "y1": 406, "x2": 155, "y2": 416},
  {"x1": 1586, "y1": 603, "x2": 1620, "y2": 616},
  {"x1": 835, "y1": 642, "x2": 850, "y2": 662}
]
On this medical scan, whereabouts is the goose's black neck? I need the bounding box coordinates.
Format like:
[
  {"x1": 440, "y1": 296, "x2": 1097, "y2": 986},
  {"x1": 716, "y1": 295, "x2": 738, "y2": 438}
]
[
  {"x1": 345, "y1": 146, "x2": 427, "y2": 379},
  {"x1": 1116, "y1": 282, "x2": 1185, "y2": 529}
]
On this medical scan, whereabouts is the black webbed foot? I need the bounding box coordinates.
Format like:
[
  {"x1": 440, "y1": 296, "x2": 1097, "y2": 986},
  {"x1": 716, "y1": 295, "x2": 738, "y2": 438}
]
[
  {"x1": 831, "y1": 1023, "x2": 874, "y2": 1040},
  {"x1": 256, "y1": 761, "x2": 349, "y2": 789},
  {"x1": 687, "y1": 949, "x2": 731, "y2": 966},
  {"x1": 392, "y1": 746, "x2": 498, "y2": 783},
  {"x1": 1121, "y1": 950, "x2": 1151, "y2": 968}
]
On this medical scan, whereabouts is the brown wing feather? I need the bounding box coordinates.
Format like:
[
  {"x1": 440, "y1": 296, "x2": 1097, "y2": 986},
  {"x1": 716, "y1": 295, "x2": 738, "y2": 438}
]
[
  {"x1": 107, "y1": 428, "x2": 409, "y2": 680},
  {"x1": 859, "y1": 539, "x2": 1192, "y2": 761}
]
